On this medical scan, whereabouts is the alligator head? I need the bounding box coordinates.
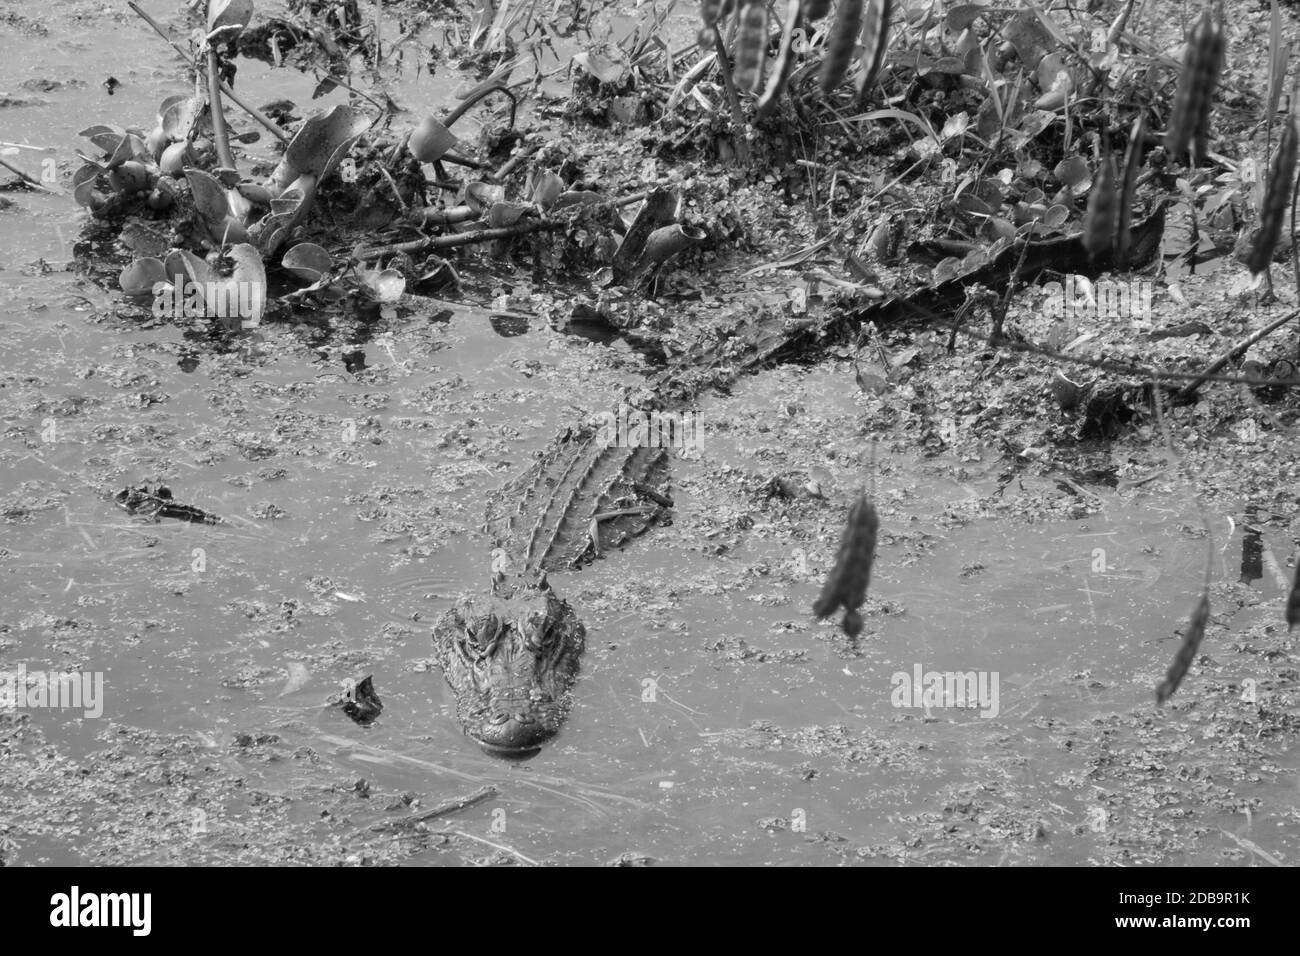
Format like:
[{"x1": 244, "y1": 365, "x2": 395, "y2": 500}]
[{"x1": 432, "y1": 573, "x2": 584, "y2": 758}]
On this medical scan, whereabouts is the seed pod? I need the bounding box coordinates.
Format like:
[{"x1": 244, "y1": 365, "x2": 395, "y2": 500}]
[
  {"x1": 1155, "y1": 588, "x2": 1210, "y2": 705},
  {"x1": 733, "y1": 0, "x2": 768, "y2": 94},
  {"x1": 812, "y1": 492, "x2": 879, "y2": 641},
  {"x1": 700, "y1": 0, "x2": 735, "y2": 27},
  {"x1": 803, "y1": 0, "x2": 832, "y2": 21},
  {"x1": 854, "y1": 0, "x2": 893, "y2": 102},
  {"x1": 821, "y1": 0, "x2": 864, "y2": 93},
  {"x1": 1082, "y1": 147, "x2": 1118, "y2": 264},
  {"x1": 1165, "y1": 5, "x2": 1225, "y2": 163},
  {"x1": 1247, "y1": 113, "x2": 1297, "y2": 274},
  {"x1": 1115, "y1": 114, "x2": 1147, "y2": 268},
  {"x1": 757, "y1": 0, "x2": 805, "y2": 116},
  {"x1": 1286, "y1": 558, "x2": 1300, "y2": 630}
]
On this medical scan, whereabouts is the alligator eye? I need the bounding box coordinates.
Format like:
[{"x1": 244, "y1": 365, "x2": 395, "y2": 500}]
[
  {"x1": 523, "y1": 612, "x2": 548, "y2": 651},
  {"x1": 460, "y1": 627, "x2": 490, "y2": 661}
]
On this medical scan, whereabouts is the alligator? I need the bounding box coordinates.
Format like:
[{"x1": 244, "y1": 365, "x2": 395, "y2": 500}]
[
  {"x1": 432, "y1": 424, "x2": 671, "y2": 756},
  {"x1": 432, "y1": 203, "x2": 1168, "y2": 757}
]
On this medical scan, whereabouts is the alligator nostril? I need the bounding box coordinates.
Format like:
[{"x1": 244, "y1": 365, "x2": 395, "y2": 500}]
[
  {"x1": 514, "y1": 713, "x2": 535, "y2": 724},
  {"x1": 489, "y1": 712, "x2": 510, "y2": 725}
]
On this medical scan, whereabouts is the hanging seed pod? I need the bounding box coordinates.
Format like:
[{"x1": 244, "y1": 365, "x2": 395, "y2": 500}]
[
  {"x1": 698, "y1": 0, "x2": 735, "y2": 49},
  {"x1": 812, "y1": 492, "x2": 879, "y2": 640},
  {"x1": 1082, "y1": 146, "x2": 1118, "y2": 264},
  {"x1": 1115, "y1": 114, "x2": 1147, "y2": 268},
  {"x1": 1165, "y1": 5, "x2": 1225, "y2": 163},
  {"x1": 757, "y1": 0, "x2": 805, "y2": 115},
  {"x1": 1155, "y1": 588, "x2": 1210, "y2": 705},
  {"x1": 854, "y1": 0, "x2": 893, "y2": 103},
  {"x1": 821, "y1": 0, "x2": 865, "y2": 92},
  {"x1": 803, "y1": 0, "x2": 832, "y2": 20},
  {"x1": 733, "y1": 0, "x2": 769, "y2": 94},
  {"x1": 1247, "y1": 113, "x2": 1298, "y2": 274},
  {"x1": 1286, "y1": 559, "x2": 1300, "y2": 630}
]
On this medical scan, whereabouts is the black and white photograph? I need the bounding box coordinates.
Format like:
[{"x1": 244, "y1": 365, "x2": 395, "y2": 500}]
[{"x1": 0, "y1": 0, "x2": 1293, "y2": 896}]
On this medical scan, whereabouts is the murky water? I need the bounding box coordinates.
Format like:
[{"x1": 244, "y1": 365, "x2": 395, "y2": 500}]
[{"x1": 2, "y1": 1, "x2": 1297, "y2": 866}]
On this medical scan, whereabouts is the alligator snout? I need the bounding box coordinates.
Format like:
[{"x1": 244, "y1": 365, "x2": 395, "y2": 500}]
[{"x1": 469, "y1": 712, "x2": 553, "y2": 758}]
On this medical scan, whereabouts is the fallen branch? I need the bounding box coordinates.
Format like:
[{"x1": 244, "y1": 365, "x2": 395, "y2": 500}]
[
  {"x1": 354, "y1": 218, "x2": 564, "y2": 258},
  {"x1": 1176, "y1": 308, "x2": 1300, "y2": 399}
]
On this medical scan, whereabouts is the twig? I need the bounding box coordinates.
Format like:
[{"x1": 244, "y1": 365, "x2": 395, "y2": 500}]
[
  {"x1": 433, "y1": 828, "x2": 539, "y2": 865},
  {"x1": 1176, "y1": 308, "x2": 1300, "y2": 399},
  {"x1": 363, "y1": 785, "x2": 496, "y2": 834},
  {"x1": 942, "y1": 314, "x2": 1300, "y2": 389},
  {"x1": 0, "y1": 154, "x2": 59, "y2": 193},
  {"x1": 354, "y1": 218, "x2": 562, "y2": 258}
]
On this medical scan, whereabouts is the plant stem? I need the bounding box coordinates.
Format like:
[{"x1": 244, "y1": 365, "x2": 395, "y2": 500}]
[
  {"x1": 711, "y1": 25, "x2": 751, "y2": 164},
  {"x1": 127, "y1": 1, "x2": 289, "y2": 144},
  {"x1": 206, "y1": 48, "x2": 237, "y2": 170}
]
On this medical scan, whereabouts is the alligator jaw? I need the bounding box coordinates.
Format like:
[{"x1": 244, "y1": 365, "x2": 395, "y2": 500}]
[{"x1": 432, "y1": 576, "x2": 584, "y2": 758}]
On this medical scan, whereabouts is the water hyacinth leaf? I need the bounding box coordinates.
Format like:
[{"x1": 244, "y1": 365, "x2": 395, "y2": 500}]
[
  {"x1": 79, "y1": 124, "x2": 127, "y2": 155},
  {"x1": 1155, "y1": 589, "x2": 1210, "y2": 705},
  {"x1": 408, "y1": 116, "x2": 460, "y2": 163},
  {"x1": 360, "y1": 268, "x2": 406, "y2": 303},
  {"x1": 269, "y1": 189, "x2": 305, "y2": 217},
  {"x1": 119, "y1": 258, "x2": 169, "y2": 296},
  {"x1": 161, "y1": 98, "x2": 197, "y2": 142},
  {"x1": 165, "y1": 248, "x2": 217, "y2": 292},
  {"x1": 72, "y1": 163, "x2": 100, "y2": 190},
  {"x1": 531, "y1": 170, "x2": 564, "y2": 210},
  {"x1": 282, "y1": 242, "x2": 332, "y2": 282},
  {"x1": 464, "y1": 181, "x2": 505, "y2": 212},
  {"x1": 487, "y1": 202, "x2": 529, "y2": 228},
  {"x1": 855, "y1": 0, "x2": 894, "y2": 102},
  {"x1": 269, "y1": 104, "x2": 370, "y2": 193},
  {"x1": 733, "y1": 0, "x2": 768, "y2": 94},
  {"x1": 812, "y1": 492, "x2": 880, "y2": 640},
  {"x1": 945, "y1": 2, "x2": 987, "y2": 31},
  {"x1": 207, "y1": 0, "x2": 254, "y2": 38},
  {"x1": 73, "y1": 179, "x2": 105, "y2": 208},
  {"x1": 802, "y1": 0, "x2": 831, "y2": 21},
  {"x1": 107, "y1": 133, "x2": 149, "y2": 169},
  {"x1": 1042, "y1": 203, "x2": 1070, "y2": 228},
  {"x1": 163, "y1": 249, "x2": 216, "y2": 313},
  {"x1": 185, "y1": 167, "x2": 231, "y2": 224},
  {"x1": 227, "y1": 243, "x2": 267, "y2": 329},
  {"x1": 572, "y1": 50, "x2": 627, "y2": 85},
  {"x1": 1054, "y1": 155, "x2": 1091, "y2": 189},
  {"x1": 1247, "y1": 114, "x2": 1297, "y2": 274},
  {"x1": 821, "y1": 0, "x2": 864, "y2": 92}
]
